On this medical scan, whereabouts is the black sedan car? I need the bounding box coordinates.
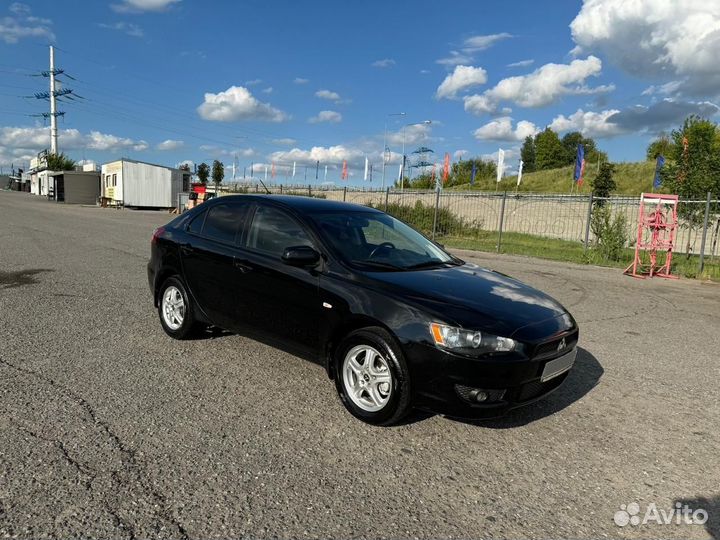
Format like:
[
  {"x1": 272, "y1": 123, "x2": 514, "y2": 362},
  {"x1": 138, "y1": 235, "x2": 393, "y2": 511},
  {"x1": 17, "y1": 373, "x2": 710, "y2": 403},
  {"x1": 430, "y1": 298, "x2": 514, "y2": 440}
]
[{"x1": 148, "y1": 195, "x2": 578, "y2": 425}]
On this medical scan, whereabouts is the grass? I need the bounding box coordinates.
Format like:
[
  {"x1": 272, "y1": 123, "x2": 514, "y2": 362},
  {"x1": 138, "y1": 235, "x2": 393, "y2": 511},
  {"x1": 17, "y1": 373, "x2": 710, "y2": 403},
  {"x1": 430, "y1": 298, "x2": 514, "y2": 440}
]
[
  {"x1": 449, "y1": 160, "x2": 658, "y2": 196},
  {"x1": 438, "y1": 231, "x2": 720, "y2": 281}
]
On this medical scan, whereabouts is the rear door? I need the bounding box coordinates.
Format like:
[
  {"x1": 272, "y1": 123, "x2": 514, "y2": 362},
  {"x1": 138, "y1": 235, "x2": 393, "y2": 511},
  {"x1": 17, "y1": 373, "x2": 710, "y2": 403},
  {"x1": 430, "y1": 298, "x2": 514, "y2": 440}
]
[
  {"x1": 180, "y1": 201, "x2": 251, "y2": 329},
  {"x1": 237, "y1": 203, "x2": 321, "y2": 353}
]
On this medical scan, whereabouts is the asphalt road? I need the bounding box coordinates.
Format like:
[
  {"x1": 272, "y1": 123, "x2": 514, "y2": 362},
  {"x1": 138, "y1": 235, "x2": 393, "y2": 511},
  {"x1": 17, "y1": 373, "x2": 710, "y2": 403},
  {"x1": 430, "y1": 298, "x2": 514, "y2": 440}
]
[{"x1": 1, "y1": 191, "x2": 718, "y2": 540}]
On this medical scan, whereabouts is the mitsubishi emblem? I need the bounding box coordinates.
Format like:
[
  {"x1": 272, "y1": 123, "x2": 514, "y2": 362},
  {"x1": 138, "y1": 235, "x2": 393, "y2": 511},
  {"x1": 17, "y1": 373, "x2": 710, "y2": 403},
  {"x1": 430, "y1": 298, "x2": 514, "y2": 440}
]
[{"x1": 557, "y1": 338, "x2": 566, "y2": 352}]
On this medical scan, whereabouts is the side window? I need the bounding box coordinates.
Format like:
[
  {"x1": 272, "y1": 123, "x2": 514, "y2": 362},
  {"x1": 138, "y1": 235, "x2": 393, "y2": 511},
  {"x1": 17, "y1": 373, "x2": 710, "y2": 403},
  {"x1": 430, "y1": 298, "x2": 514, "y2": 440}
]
[
  {"x1": 202, "y1": 204, "x2": 241, "y2": 244},
  {"x1": 187, "y1": 209, "x2": 206, "y2": 234},
  {"x1": 246, "y1": 205, "x2": 313, "y2": 257}
]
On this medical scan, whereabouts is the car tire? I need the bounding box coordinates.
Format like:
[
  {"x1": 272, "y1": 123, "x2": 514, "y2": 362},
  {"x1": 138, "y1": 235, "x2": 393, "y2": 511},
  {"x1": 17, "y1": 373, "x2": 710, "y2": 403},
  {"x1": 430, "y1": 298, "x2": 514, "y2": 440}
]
[
  {"x1": 334, "y1": 326, "x2": 412, "y2": 426},
  {"x1": 157, "y1": 276, "x2": 199, "y2": 340}
]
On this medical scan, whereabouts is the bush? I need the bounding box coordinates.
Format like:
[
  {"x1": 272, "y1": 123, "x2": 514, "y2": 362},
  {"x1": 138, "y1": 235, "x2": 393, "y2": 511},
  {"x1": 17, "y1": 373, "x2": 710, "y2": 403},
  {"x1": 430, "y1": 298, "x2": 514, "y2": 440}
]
[
  {"x1": 373, "y1": 200, "x2": 468, "y2": 237},
  {"x1": 591, "y1": 205, "x2": 628, "y2": 261}
]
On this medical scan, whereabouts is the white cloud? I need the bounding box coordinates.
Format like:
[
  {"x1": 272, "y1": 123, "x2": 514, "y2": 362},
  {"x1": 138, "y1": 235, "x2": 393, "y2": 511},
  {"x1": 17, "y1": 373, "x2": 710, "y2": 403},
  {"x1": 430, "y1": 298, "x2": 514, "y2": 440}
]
[
  {"x1": 98, "y1": 21, "x2": 144, "y2": 37},
  {"x1": 0, "y1": 125, "x2": 149, "y2": 156},
  {"x1": 507, "y1": 59, "x2": 534, "y2": 68},
  {"x1": 272, "y1": 138, "x2": 297, "y2": 145},
  {"x1": 454, "y1": 149, "x2": 469, "y2": 160},
  {"x1": 269, "y1": 145, "x2": 366, "y2": 168},
  {"x1": 464, "y1": 56, "x2": 612, "y2": 114},
  {"x1": 111, "y1": 0, "x2": 180, "y2": 13},
  {"x1": 199, "y1": 145, "x2": 256, "y2": 158},
  {"x1": 176, "y1": 159, "x2": 194, "y2": 169},
  {"x1": 549, "y1": 99, "x2": 720, "y2": 138},
  {"x1": 386, "y1": 123, "x2": 433, "y2": 146},
  {"x1": 315, "y1": 89, "x2": 342, "y2": 102},
  {"x1": 462, "y1": 32, "x2": 512, "y2": 52},
  {"x1": 641, "y1": 81, "x2": 683, "y2": 96},
  {"x1": 549, "y1": 109, "x2": 624, "y2": 138},
  {"x1": 156, "y1": 139, "x2": 184, "y2": 151},
  {"x1": 197, "y1": 86, "x2": 288, "y2": 122},
  {"x1": 571, "y1": 0, "x2": 720, "y2": 96},
  {"x1": 9, "y1": 3, "x2": 30, "y2": 15},
  {"x1": 244, "y1": 79, "x2": 262, "y2": 86},
  {"x1": 435, "y1": 50, "x2": 474, "y2": 66},
  {"x1": 473, "y1": 117, "x2": 540, "y2": 142},
  {"x1": 0, "y1": 2, "x2": 54, "y2": 44},
  {"x1": 308, "y1": 110, "x2": 342, "y2": 124},
  {"x1": 372, "y1": 58, "x2": 396, "y2": 68},
  {"x1": 293, "y1": 77, "x2": 309, "y2": 84},
  {"x1": 262, "y1": 86, "x2": 273, "y2": 94},
  {"x1": 436, "y1": 65, "x2": 488, "y2": 99}
]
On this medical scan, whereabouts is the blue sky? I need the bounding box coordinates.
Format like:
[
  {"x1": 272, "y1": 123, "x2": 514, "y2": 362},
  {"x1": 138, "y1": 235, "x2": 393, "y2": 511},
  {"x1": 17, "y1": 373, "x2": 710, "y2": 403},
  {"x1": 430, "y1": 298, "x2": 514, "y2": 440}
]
[{"x1": 1, "y1": 0, "x2": 719, "y2": 184}]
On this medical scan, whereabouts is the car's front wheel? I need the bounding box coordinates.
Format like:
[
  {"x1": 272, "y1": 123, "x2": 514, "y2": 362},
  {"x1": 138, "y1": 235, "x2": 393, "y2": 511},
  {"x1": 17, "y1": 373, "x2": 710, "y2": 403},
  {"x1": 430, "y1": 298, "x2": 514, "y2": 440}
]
[
  {"x1": 157, "y1": 276, "x2": 198, "y2": 339},
  {"x1": 334, "y1": 327, "x2": 412, "y2": 425}
]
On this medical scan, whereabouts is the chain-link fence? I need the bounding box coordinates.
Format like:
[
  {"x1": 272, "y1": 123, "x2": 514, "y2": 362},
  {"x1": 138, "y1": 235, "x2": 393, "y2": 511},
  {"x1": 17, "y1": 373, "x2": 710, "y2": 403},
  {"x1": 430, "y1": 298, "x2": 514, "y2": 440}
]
[{"x1": 205, "y1": 184, "x2": 720, "y2": 280}]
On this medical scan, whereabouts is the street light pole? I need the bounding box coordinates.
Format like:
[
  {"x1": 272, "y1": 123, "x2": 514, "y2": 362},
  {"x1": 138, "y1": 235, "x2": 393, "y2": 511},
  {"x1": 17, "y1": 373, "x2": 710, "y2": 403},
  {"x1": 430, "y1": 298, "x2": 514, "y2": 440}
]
[{"x1": 382, "y1": 112, "x2": 405, "y2": 190}]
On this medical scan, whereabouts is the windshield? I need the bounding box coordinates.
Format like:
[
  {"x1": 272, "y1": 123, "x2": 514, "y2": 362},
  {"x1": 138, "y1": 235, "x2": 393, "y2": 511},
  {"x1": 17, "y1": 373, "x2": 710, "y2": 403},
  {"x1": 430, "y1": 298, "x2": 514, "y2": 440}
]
[{"x1": 311, "y1": 211, "x2": 460, "y2": 271}]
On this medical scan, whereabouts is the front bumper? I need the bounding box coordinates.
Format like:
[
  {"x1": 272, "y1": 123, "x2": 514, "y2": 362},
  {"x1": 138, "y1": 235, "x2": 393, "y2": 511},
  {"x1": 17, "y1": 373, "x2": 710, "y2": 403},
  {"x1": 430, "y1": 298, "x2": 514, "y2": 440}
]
[{"x1": 406, "y1": 332, "x2": 578, "y2": 418}]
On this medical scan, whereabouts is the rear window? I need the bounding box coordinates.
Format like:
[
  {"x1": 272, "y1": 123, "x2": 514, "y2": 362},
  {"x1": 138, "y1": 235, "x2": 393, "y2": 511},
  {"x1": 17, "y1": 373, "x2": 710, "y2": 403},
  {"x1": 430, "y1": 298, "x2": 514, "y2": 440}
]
[
  {"x1": 202, "y1": 204, "x2": 242, "y2": 244},
  {"x1": 187, "y1": 210, "x2": 206, "y2": 234}
]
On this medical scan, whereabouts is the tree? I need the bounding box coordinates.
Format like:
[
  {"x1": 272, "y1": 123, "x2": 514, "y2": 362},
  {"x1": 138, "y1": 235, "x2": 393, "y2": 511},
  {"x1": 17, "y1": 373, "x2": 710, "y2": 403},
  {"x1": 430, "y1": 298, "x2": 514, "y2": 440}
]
[
  {"x1": 591, "y1": 162, "x2": 616, "y2": 201},
  {"x1": 534, "y1": 128, "x2": 565, "y2": 170},
  {"x1": 178, "y1": 163, "x2": 191, "y2": 172},
  {"x1": 520, "y1": 136, "x2": 536, "y2": 172},
  {"x1": 560, "y1": 131, "x2": 606, "y2": 166},
  {"x1": 646, "y1": 133, "x2": 675, "y2": 160},
  {"x1": 211, "y1": 159, "x2": 224, "y2": 193},
  {"x1": 197, "y1": 162, "x2": 210, "y2": 184},
  {"x1": 660, "y1": 115, "x2": 720, "y2": 255},
  {"x1": 46, "y1": 152, "x2": 75, "y2": 171}
]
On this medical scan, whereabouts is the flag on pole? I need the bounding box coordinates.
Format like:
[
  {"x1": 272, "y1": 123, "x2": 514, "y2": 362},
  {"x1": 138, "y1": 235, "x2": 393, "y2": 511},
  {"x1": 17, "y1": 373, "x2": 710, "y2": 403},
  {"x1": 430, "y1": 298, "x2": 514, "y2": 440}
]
[
  {"x1": 292, "y1": 161, "x2": 296, "y2": 178},
  {"x1": 496, "y1": 149, "x2": 505, "y2": 183},
  {"x1": 653, "y1": 155, "x2": 665, "y2": 189},
  {"x1": 369, "y1": 164, "x2": 373, "y2": 182},
  {"x1": 324, "y1": 165, "x2": 328, "y2": 181},
  {"x1": 271, "y1": 161, "x2": 276, "y2": 179},
  {"x1": 264, "y1": 165, "x2": 268, "y2": 182},
  {"x1": 341, "y1": 160, "x2": 348, "y2": 180},
  {"x1": 470, "y1": 160, "x2": 477, "y2": 185},
  {"x1": 398, "y1": 161, "x2": 403, "y2": 182},
  {"x1": 442, "y1": 152, "x2": 450, "y2": 183},
  {"x1": 364, "y1": 156, "x2": 369, "y2": 181},
  {"x1": 517, "y1": 160, "x2": 524, "y2": 187},
  {"x1": 315, "y1": 160, "x2": 319, "y2": 180},
  {"x1": 573, "y1": 144, "x2": 586, "y2": 186}
]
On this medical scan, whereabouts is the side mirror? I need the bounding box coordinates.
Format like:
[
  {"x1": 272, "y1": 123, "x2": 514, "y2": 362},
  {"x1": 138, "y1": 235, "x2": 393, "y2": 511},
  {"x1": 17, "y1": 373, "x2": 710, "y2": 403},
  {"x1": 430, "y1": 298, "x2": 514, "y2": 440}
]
[{"x1": 282, "y1": 245, "x2": 320, "y2": 267}]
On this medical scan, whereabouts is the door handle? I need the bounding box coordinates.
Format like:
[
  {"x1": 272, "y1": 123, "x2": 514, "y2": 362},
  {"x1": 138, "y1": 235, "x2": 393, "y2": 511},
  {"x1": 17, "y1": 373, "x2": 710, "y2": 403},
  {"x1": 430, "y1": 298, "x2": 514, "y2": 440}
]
[
  {"x1": 180, "y1": 243, "x2": 194, "y2": 255},
  {"x1": 233, "y1": 258, "x2": 252, "y2": 273}
]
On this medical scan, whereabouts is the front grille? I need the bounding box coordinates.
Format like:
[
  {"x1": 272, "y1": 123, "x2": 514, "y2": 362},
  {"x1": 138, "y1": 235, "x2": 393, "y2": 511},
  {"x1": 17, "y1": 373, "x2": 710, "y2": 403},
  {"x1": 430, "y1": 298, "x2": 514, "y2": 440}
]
[
  {"x1": 516, "y1": 372, "x2": 567, "y2": 402},
  {"x1": 531, "y1": 329, "x2": 579, "y2": 361}
]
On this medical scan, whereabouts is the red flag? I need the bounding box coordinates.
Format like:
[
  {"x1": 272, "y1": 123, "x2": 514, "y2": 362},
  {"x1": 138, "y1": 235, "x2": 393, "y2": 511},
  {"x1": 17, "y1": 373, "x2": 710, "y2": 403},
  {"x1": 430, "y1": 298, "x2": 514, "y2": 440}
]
[
  {"x1": 442, "y1": 152, "x2": 450, "y2": 183},
  {"x1": 341, "y1": 160, "x2": 348, "y2": 180},
  {"x1": 271, "y1": 161, "x2": 276, "y2": 179}
]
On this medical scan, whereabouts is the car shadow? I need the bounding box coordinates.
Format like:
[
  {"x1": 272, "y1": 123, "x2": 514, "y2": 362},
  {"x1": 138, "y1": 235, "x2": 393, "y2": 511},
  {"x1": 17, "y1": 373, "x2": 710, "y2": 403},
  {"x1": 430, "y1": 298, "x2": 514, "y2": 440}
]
[
  {"x1": 186, "y1": 326, "x2": 234, "y2": 341},
  {"x1": 675, "y1": 494, "x2": 719, "y2": 539},
  {"x1": 446, "y1": 347, "x2": 603, "y2": 429}
]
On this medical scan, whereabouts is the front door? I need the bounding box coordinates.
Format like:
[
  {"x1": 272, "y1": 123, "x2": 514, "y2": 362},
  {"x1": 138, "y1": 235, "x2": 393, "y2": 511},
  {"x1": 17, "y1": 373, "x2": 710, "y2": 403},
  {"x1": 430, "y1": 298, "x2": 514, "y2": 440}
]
[{"x1": 238, "y1": 204, "x2": 321, "y2": 353}]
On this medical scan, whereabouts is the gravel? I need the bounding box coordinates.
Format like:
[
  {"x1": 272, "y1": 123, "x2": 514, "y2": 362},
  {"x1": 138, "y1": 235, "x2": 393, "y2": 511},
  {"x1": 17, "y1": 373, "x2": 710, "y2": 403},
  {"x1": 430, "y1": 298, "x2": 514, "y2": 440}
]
[{"x1": 0, "y1": 191, "x2": 718, "y2": 540}]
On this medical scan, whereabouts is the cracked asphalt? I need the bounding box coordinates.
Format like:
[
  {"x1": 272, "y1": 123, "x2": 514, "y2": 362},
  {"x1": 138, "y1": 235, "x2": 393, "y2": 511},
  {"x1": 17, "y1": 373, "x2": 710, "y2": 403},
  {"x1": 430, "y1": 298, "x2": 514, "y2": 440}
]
[{"x1": 1, "y1": 190, "x2": 718, "y2": 540}]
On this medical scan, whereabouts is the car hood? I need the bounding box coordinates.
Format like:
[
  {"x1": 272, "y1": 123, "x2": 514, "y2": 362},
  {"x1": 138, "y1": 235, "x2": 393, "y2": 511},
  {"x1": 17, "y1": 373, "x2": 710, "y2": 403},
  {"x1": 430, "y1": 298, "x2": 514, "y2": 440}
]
[{"x1": 366, "y1": 262, "x2": 574, "y2": 339}]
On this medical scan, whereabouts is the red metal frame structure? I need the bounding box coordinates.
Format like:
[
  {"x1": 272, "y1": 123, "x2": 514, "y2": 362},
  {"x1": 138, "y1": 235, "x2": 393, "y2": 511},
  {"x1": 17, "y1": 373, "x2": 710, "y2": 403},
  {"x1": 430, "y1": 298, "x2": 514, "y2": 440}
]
[{"x1": 625, "y1": 193, "x2": 679, "y2": 279}]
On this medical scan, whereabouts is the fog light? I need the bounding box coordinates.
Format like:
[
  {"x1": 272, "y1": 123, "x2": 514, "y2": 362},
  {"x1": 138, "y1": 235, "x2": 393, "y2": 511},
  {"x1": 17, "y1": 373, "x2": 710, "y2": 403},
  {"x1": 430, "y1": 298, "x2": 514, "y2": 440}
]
[{"x1": 471, "y1": 390, "x2": 489, "y2": 403}]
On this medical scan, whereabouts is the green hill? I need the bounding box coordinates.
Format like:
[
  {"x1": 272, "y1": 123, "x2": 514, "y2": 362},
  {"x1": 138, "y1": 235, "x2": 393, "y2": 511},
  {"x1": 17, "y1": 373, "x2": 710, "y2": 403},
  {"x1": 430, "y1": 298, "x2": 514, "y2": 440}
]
[{"x1": 450, "y1": 160, "x2": 658, "y2": 195}]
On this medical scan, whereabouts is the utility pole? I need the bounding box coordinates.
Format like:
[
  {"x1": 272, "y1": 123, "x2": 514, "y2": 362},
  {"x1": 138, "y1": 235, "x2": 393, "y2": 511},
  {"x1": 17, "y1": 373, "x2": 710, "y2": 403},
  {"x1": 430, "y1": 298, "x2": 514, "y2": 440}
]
[{"x1": 49, "y1": 45, "x2": 58, "y2": 154}]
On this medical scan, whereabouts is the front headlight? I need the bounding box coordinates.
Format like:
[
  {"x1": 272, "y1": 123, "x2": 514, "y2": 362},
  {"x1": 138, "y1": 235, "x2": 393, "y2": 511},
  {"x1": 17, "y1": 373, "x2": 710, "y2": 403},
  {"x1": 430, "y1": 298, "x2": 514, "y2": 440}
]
[{"x1": 429, "y1": 323, "x2": 517, "y2": 354}]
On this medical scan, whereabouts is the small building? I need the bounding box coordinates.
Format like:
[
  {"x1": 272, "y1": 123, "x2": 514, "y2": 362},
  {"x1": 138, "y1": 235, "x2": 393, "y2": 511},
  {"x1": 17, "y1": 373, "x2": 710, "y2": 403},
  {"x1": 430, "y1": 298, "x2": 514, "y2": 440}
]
[
  {"x1": 47, "y1": 170, "x2": 101, "y2": 204},
  {"x1": 101, "y1": 159, "x2": 190, "y2": 208}
]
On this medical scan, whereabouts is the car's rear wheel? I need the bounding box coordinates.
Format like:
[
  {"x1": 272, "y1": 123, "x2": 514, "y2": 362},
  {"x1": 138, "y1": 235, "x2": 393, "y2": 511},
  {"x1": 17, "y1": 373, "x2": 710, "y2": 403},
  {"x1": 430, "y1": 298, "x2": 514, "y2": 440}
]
[
  {"x1": 334, "y1": 327, "x2": 412, "y2": 425},
  {"x1": 157, "y1": 276, "x2": 198, "y2": 339}
]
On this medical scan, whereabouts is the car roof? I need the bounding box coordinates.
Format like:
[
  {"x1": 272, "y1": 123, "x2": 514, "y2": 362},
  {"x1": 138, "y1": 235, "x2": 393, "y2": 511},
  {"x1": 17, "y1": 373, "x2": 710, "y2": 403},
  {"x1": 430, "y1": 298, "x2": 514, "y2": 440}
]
[{"x1": 214, "y1": 194, "x2": 383, "y2": 213}]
